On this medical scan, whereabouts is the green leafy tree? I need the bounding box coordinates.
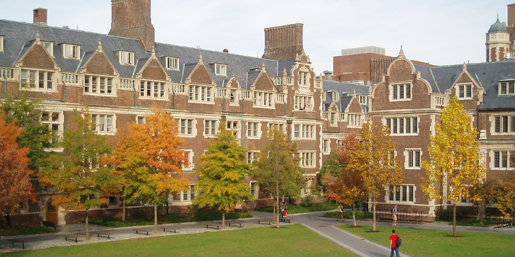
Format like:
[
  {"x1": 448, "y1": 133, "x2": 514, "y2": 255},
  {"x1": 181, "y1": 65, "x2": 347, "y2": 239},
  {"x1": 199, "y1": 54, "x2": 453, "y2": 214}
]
[
  {"x1": 110, "y1": 107, "x2": 189, "y2": 233},
  {"x1": 470, "y1": 178, "x2": 498, "y2": 224},
  {"x1": 250, "y1": 126, "x2": 305, "y2": 227},
  {"x1": 422, "y1": 97, "x2": 485, "y2": 237},
  {"x1": 194, "y1": 121, "x2": 253, "y2": 228},
  {"x1": 38, "y1": 109, "x2": 112, "y2": 240},
  {"x1": 348, "y1": 119, "x2": 403, "y2": 231},
  {"x1": 320, "y1": 152, "x2": 340, "y2": 179}
]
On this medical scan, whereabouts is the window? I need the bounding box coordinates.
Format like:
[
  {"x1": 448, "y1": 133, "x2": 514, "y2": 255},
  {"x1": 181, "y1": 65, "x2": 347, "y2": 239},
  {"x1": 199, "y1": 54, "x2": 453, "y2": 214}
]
[
  {"x1": 388, "y1": 185, "x2": 415, "y2": 203},
  {"x1": 42, "y1": 41, "x2": 53, "y2": 56},
  {"x1": 331, "y1": 92, "x2": 339, "y2": 102},
  {"x1": 322, "y1": 91, "x2": 327, "y2": 101},
  {"x1": 182, "y1": 150, "x2": 194, "y2": 170},
  {"x1": 250, "y1": 182, "x2": 257, "y2": 198},
  {"x1": 268, "y1": 123, "x2": 285, "y2": 134},
  {"x1": 20, "y1": 69, "x2": 54, "y2": 91},
  {"x1": 299, "y1": 71, "x2": 308, "y2": 86},
  {"x1": 204, "y1": 120, "x2": 217, "y2": 137},
  {"x1": 323, "y1": 139, "x2": 330, "y2": 154},
  {"x1": 136, "y1": 116, "x2": 146, "y2": 124},
  {"x1": 391, "y1": 84, "x2": 411, "y2": 100},
  {"x1": 177, "y1": 119, "x2": 195, "y2": 136},
  {"x1": 330, "y1": 112, "x2": 337, "y2": 125},
  {"x1": 183, "y1": 190, "x2": 189, "y2": 201},
  {"x1": 140, "y1": 80, "x2": 166, "y2": 99},
  {"x1": 230, "y1": 89, "x2": 238, "y2": 104},
  {"x1": 499, "y1": 81, "x2": 515, "y2": 95},
  {"x1": 406, "y1": 149, "x2": 421, "y2": 168},
  {"x1": 359, "y1": 95, "x2": 367, "y2": 105},
  {"x1": 493, "y1": 150, "x2": 515, "y2": 169},
  {"x1": 299, "y1": 151, "x2": 315, "y2": 168},
  {"x1": 294, "y1": 95, "x2": 313, "y2": 110},
  {"x1": 190, "y1": 186, "x2": 196, "y2": 200},
  {"x1": 493, "y1": 115, "x2": 515, "y2": 134},
  {"x1": 189, "y1": 85, "x2": 213, "y2": 103},
  {"x1": 166, "y1": 57, "x2": 179, "y2": 70},
  {"x1": 226, "y1": 120, "x2": 241, "y2": 139},
  {"x1": 247, "y1": 151, "x2": 259, "y2": 164},
  {"x1": 119, "y1": 51, "x2": 134, "y2": 65},
  {"x1": 0, "y1": 36, "x2": 3, "y2": 52},
  {"x1": 254, "y1": 91, "x2": 273, "y2": 107},
  {"x1": 215, "y1": 63, "x2": 227, "y2": 76},
  {"x1": 63, "y1": 44, "x2": 80, "y2": 59},
  {"x1": 457, "y1": 84, "x2": 472, "y2": 99},
  {"x1": 41, "y1": 111, "x2": 63, "y2": 146},
  {"x1": 386, "y1": 117, "x2": 418, "y2": 135},
  {"x1": 84, "y1": 76, "x2": 113, "y2": 95},
  {"x1": 347, "y1": 114, "x2": 362, "y2": 128},
  {"x1": 91, "y1": 114, "x2": 115, "y2": 135},
  {"x1": 247, "y1": 122, "x2": 260, "y2": 138},
  {"x1": 293, "y1": 124, "x2": 315, "y2": 139}
]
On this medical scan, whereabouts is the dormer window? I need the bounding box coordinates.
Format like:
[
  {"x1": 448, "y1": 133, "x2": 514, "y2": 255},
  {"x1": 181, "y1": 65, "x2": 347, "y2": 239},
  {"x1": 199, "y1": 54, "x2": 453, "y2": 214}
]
[
  {"x1": 499, "y1": 81, "x2": 515, "y2": 95},
  {"x1": 0, "y1": 36, "x2": 3, "y2": 52},
  {"x1": 166, "y1": 57, "x2": 179, "y2": 70},
  {"x1": 215, "y1": 63, "x2": 227, "y2": 76},
  {"x1": 457, "y1": 83, "x2": 472, "y2": 99},
  {"x1": 119, "y1": 51, "x2": 134, "y2": 65},
  {"x1": 331, "y1": 91, "x2": 339, "y2": 102},
  {"x1": 63, "y1": 44, "x2": 80, "y2": 59},
  {"x1": 359, "y1": 95, "x2": 367, "y2": 104},
  {"x1": 42, "y1": 41, "x2": 53, "y2": 56}
]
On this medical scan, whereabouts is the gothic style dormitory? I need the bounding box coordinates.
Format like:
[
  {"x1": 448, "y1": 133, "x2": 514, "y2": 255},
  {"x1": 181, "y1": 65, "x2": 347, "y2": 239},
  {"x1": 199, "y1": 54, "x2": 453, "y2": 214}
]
[{"x1": 1, "y1": 0, "x2": 515, "y2": 225}]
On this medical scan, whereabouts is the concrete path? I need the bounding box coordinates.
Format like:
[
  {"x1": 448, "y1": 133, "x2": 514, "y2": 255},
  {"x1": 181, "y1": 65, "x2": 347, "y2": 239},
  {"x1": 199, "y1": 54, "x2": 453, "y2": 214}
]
[{"x1": 1, "y1": 210, "x2": 514, "y2": 256}]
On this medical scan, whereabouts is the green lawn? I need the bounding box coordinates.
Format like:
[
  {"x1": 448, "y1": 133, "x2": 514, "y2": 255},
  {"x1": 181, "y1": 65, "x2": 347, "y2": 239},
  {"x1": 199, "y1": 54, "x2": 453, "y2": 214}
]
[
  {"x1": 3, "y1": 224, "x2": 357, "y2": 257},
  {"x1": 338, "y1": 224, "x2": 515, "y2": 257}
]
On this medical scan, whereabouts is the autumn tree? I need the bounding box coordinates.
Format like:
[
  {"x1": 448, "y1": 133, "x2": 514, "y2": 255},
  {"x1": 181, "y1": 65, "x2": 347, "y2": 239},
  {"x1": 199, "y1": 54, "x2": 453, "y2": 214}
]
[
  {"x1": 494, "y1": 173, "x2": 515, "y2": 218},
  {"x1": 422, "y1": 97, "x2": 485, "y2": 237},
  {"x1": 323, "y1": 131, "x2": 366, "y2": 226},
  {"x1": 193, "y1": 121, "x2": 253, "y2": 228},
  {"x1": 110, "y1": 107, "x2": 189, "y2": 233},
  {"x1": 347, "y1": 120, "x2": 403, "y2": 231},
  {"x1": 38, "y1": 109, "x2": 112, "y2": 240},
  {"x1": 0, "y1": 113, "x2": 37, "y2": 221},
  {"x1": 250, "y1": 126, "x2": 305, "y2": 227},
  {"x1": 469, "y1": 178, "x2": 498, "y2": 224}
]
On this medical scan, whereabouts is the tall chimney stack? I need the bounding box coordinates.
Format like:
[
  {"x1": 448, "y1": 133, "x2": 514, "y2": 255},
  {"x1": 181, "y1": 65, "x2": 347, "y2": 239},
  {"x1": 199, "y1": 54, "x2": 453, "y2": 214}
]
[
  {"x1": 33, "y1": 8, "x2": 47, "y2": 25},
  {"x1": 262, "y1": 23, "x2": 304, "y2": 60},
  {"x1": 109, "y1": 0, "x2": 155, "y2": 52}
]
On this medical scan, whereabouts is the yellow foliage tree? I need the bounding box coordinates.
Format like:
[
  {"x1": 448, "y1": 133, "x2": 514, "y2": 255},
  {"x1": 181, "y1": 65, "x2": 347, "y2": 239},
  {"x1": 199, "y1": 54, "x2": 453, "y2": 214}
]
[{"x1": 422, "y1": 97, "x2": 485, "y2": 237}]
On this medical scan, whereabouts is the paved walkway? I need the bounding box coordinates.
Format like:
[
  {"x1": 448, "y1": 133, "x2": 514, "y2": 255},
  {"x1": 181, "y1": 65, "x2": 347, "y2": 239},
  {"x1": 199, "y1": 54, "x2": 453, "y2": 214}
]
[{"x1": 1, "y1": 211, "x2": 514, "y2": 256}]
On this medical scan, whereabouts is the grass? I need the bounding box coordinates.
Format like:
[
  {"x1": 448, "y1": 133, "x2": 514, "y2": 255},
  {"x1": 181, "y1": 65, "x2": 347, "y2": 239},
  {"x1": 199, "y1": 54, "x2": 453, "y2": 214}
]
[
  {"x1": 0, "y1": 226, "x2": 55, "y2": 237},
  {"x1": 338, "y1": 224, "x2": 515, "y2": 257},
  {"x1": 3, "y1": 224, "x2": 357, "y2": 257},
  {"x1": 255, "y1": 201, "x2": 343, "y2": 214}
]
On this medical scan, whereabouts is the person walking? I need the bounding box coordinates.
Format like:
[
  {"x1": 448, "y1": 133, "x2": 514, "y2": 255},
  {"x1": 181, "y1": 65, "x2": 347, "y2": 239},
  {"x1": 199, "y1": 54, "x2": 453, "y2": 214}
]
[
  {"x1": 392, "y1": 205, "x2": 398, "y2": 226},
  {"x1": 389, "y1": 229, "x2": 400, "y2": 257},
  {"x1": 337, "y1": 204, "x2": 344, "y2": 221}
]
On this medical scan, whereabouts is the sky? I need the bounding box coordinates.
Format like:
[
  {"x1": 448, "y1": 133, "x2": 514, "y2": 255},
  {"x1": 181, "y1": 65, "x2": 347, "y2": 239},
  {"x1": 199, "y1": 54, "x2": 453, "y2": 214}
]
[{"x1": 0, "y1": 0, "x2": 512, "y2": 74}]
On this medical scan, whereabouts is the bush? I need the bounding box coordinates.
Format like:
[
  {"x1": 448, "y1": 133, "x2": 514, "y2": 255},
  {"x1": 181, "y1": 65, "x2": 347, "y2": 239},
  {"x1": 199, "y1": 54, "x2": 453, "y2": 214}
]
[
  {"x1": 324, "y1": 211, "x2": 367, "y2": 220},
  {"x1": 436, "y1": 209, "x2": 467, "y2": 222},
  {"x1": 255, "y1": 201, "x2": 344, "y2": 214},
  {"x1": 0, "y1": 225, "x2": 55, "y2": 236}
]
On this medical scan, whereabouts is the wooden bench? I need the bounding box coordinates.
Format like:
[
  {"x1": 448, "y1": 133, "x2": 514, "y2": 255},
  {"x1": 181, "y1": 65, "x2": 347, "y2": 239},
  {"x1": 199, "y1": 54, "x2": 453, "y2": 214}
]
[
  {"x1": 159, "y1": 225, "x2": 179, "y2": 233},
  {"x1": 279, "y1": 217, "x2": 293, "y2": 223},
  {"x1": 92, "y1": 231, "x2": 113, "y2": 239},
  {"x1": 7, "y1": 239, "x2": 27, "y2": 249},
  {"x1": 132, "y1": 228, "x2": 151, "y2": 235},
  {"x1": 42, "y1": 220, "x2": 59, "y2": 230},
  {"x1": 204, "y1": 222, "x2": 220, "y2": 230},
  {"x1": 257, "y1": 219, "x2": 273, "y2": 225},
  {"x1": 227, "y1": 221, "x2": 244, "y2": 228},
  {"x1": 61, "y1": 234, "x2": 80, "y2": 242}
]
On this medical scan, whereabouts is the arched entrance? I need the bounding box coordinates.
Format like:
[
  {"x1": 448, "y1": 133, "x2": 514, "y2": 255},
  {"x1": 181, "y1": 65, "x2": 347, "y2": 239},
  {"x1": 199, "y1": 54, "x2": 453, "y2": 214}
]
[{"x1": 46, "y1": 199, "x2": 58, "y2": 224}]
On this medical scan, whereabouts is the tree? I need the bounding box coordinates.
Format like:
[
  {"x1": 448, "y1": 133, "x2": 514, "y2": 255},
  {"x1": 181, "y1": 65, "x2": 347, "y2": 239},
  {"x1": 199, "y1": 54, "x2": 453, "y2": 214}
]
[
  {"x1": 422, "y1": 97, "x2": 485, "y2": 237},
  {"x1": 193, "y1": 121, "x2": 253, "y2": 228},
  {"x1": 469, "y1": 178, "x2": 498, "y2": 224},
  {"x1": 347, "y1": 120, "x2": 403, "y2": 231},
  {"x1": 250, "y1": 126, "x2": 305, "y2": 227},
  {"x1": 323, "y1": 131, "x2": 366, "y2": 226},
  {"x1": 110, "y1": 107, "x2": 189, "y2": 233},
  {"x1": 495, "y1": 173, "x2": 515, "y2": 218},
  {"x1": 38, "y1": 109, "x2": 112, "y2": 240},
  {"x1": 0, "y1": 113, "x2": 37, "y2": 220}
]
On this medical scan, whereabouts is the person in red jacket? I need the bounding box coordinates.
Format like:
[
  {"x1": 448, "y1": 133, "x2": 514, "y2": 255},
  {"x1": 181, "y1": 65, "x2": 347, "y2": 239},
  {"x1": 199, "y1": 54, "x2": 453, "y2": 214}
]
[{"x1": 389, "y1": 230, "x2": 400, "y2": 257}]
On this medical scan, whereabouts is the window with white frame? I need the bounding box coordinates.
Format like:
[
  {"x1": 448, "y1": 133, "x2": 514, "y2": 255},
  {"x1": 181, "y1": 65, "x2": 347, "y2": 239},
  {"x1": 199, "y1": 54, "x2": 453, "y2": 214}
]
[
  {"x1": 499, "y1": 81, "x2": 515, "y2": 95},
  {"x1": 493, "y1": 115, "x2": 515, "y2": 134},
  {"x1": 140, "y1": 80, "x2": 166, "y2": 99},
  {"x1": 331, "y1": 91, "x2": 339, "y2": 102},
  {"x1": 246, "y1": 151, "x2": 259, "y2": 164},
  {"x1": 299, "y1": 71, "x2": 308, "y2": 86},
  {"x1": 294, "y1": 95, "x2": 313, "y2": 111},
  {"x1": 84, "y1": 76, "x2": 113, "y2": 95},
  {"x1": 247, "y1": 121, "x2": 261, "y2": 138},
  {"x1": 293, "y1": 124, "x2": 315, "y2": 139},
  {"x1": 20, "y1": 69, "x2": 54, "y2": 91},
  {"x1": 386, "y1": 117, "x2": 418, "y2": 135},
  {"x1": 91, "y1": 114, "x2": 115, "y2": 135},
  {"x1": 166, "y1": 57, "x2": 179, "y2": 70},
  {"x1": 322, "y1": 91, "x2": 327, "y2": 101},
  {"x1": 405, "y1": 149, "x2": 421, "y2": 168},
  {"x1": 0, "y1": 36, "x2": 3, "y2": 52},
  {"x1": 41, "y1": 111, "x2": 63, "y2": 146},
  {"x1": 330, "y1": 112, "x2": 337, "y2": 125},
  {"x1": 204, "y1": 120, "x2": 218, "y2": 137},
  {"x1": 457, "y1": 84, "x2": 472, "y2": 99},
  {"x1": 347, "y1": 114, "x2": 362, "y2": 128},
  {"x1": 299, "y1": 151, "x2": 316, "y2": 168},
  {"x1": 215, "y1": 63, "x2": 227, "y2": 76},
  {"x1": 391, "y1": 83, "x2": 411, "y2": 100},
  {"x1": 323, "y1": 139, "x2": 330, "y2": 154},
  {"x1": 42, "y1": 41, "x2": 53, "y2": 56},
  {"x1": 119, "y1": 51, "x2": 134, "y2": 65},
  {"x1": 63, "y1": 44, "x2": 80, "y2": 59},
  {"x1": 253, "y1": 91, "x2": 273, "y2": 107},
  {"x1": 268, "y1": 123, "x2": 286, "y2": 135},
  {"x1": 189, "y1": 85, "x2": 213, "y2": 103},
  {"x1": 230, "y1": 89, "x2": 238, "y2": 104},
  {"x1": 359, "y1": 95, "x2": 367, "y2": 104},
  {"x1": 182, "y1": 150, "x2": 194, "y2": 170},
  {"x1": 250, "y1": 182, "x2": 257, "y2": 198},
  {"x1": 492, "y1": 150, "x2": 515, "y2": 169},
  {"x1": 177, "y1": 119, "x2": 195, "y2": 136},
  {"x1": 226, "y1": 120, "x2": 241, "y2": 139},
  {"x1": 388, "y1": 185, "x2": 415, "y2": 203},
  {"x1": 136, "y1": 116, "x2": 146, "y2": 125}
]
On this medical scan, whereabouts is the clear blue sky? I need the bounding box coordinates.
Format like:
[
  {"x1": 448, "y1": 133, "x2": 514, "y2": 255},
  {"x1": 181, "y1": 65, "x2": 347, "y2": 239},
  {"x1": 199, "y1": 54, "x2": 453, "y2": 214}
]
[{"x1": 0, "y1": 0, "x2": 511, "y2": 74}]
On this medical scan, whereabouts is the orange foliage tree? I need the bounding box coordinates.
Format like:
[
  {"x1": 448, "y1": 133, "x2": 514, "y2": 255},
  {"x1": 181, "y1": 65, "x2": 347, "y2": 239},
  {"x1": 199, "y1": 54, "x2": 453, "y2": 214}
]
[
  {"x1": 110, "y1": 107, "x2": 189, "y2": 233},
  {"x1": 0, "y1": 113, "x2": 37, "y2": 220}
]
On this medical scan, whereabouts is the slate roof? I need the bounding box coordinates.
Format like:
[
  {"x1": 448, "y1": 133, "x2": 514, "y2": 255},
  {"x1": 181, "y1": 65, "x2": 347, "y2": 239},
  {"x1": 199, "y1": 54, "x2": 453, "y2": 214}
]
[{"x1": 322, "y1": 80, "x2": 369, "y2": 112}]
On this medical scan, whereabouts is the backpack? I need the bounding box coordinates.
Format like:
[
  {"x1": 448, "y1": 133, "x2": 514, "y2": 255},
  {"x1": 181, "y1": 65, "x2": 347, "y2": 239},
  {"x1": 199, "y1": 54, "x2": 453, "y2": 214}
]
[{"x1": 396, "y1": 236, "x2": 402, "y2": 247}]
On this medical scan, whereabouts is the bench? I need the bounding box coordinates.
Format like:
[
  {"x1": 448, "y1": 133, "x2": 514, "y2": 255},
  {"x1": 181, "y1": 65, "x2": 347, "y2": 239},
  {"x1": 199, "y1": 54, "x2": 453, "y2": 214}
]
[
  {"x1": 257, "y1": 219, "x2": 273, "y2": 225},
  {"x1": 227, "y1": 221, "x2": 244, "y2": 228},
  {"x1": 159, "y1": 225, "x2": 179, "y2": 233},
  {"x1": 204, "y1": 222, "x2": 220, "y2": 230},
  {"x1": 132, "y1": 228, "x2": 151, "y2": 235},
  {"x1": 92, "y1": 231, "x2": 113, "y2": 239},
  {"x1": 7, "y1": 239, "x2": 27, "y2": 249},
  {"x1": 42, "y1": 221, "x2": 59, "y2": 230},
  {"x1": 61, "y1": 234, "x2": 80, "y2": 242},
  {"x1": 279, "y1": 217, "x2": 293, "y2": 223}
]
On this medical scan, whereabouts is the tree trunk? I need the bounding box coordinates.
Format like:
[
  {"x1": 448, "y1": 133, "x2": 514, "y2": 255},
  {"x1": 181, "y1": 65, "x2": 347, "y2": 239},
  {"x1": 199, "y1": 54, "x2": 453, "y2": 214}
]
[
  {"x1": 85, "y1": 210, "x2": 90, "y2": 240},
  {"x1": 222, "y1": 210, "x2": 226, "y2": 229},
  {"x1": 453, "y1": 204, "x2": 457, "y2": 237},
  {"x1": 154, "y1": 204, "x2": 158, "y2": 234},
  {"x1": 122, "y1": 198, "x2": 126, "y2": 222},
  {"x1": 352, "y1": 203, "x2": 357, "y2": 227},
  {"x1": 276, "y1": 195, "x2": 280, "y2": 228},
  {"x1": 372, "y1": 196, "x2": 377, "y2": 231}
]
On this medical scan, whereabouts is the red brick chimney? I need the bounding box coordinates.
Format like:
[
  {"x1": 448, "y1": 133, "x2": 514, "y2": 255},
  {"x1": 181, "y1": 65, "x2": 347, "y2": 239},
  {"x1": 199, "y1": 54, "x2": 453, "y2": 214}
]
[
  {"x1": 33, "y1": 8, "x2": 47, "y2": 24},
  {"x1": 262, "y1": 23, "x2": 304, "y2": 60},
  {"x1": 108, "y1": 0, "x2": 155, "y2": 52}
]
